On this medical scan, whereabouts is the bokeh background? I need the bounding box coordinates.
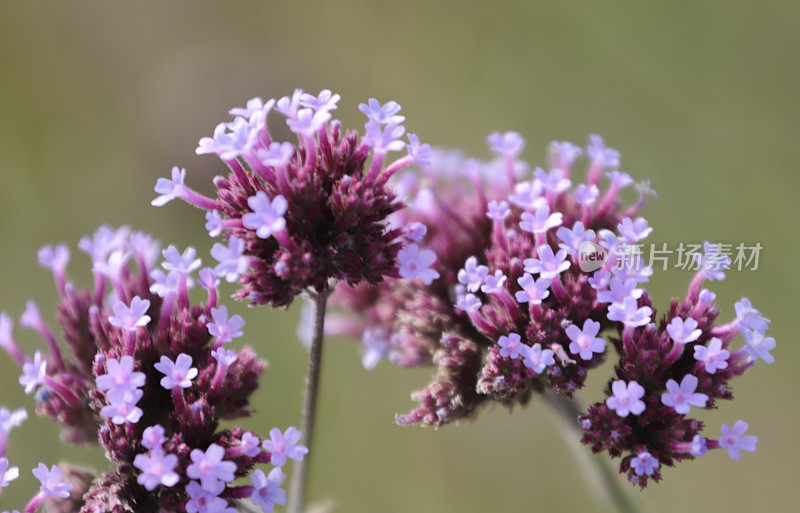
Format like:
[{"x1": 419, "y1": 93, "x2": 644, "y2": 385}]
[{"x1": 1, "y1": 1, "x2": 798, "y2": 512}]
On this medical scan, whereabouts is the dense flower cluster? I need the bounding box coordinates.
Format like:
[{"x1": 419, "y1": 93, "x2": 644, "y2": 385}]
[
  {"x1": 327, "y1": 134, "x2": 773, "y2": 486},
  {"x1": 0, "y1": 226, "x2": 306, "y2": 512},
  {"x1": 152, "y1": 91, "x2": 431, "y2": 308}
]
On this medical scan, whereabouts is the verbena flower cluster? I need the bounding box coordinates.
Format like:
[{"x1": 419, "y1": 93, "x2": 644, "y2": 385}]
[
  {"x1": 327, "y1": 134, "x2": 775, "y2": 486},
  {"x1": 152, "y1": 91, "x2": 430, "y2": 307},
  {"x1": 0, "y1": 226, "x2": 306, "y2": 512}
]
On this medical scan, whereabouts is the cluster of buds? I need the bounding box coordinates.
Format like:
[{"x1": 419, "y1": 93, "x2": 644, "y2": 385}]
[
  {"x1": 152, "y1": 91, "x2": 431, "y2": 307},
  {"x1": 327, "y1": 134, "x2": 774, "y2": 485},
  {"x1": 0, "y1": 226, "x2": 306, "y2": 512}
]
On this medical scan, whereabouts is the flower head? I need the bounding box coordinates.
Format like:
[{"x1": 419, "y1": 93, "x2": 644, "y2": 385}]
[
  {"x1": 457, "y1": 256, "x2": 489, "y2": 293},
  {"x1": 666, "y1": 317, "x2": 702, "y2": 344},
  {"x1": 630, "y1": 452, "x2": 659, "y2": 477},
  {"x1": 32, "y1": 463, "x2": 73, "y2": 498},
  {"x1": 719, "y1": 420, "x2": 758, "y2": 460},
  {"x1": 250, "y1": 467, "x2": 287, "y2": 513},
  {"x1": 359, "y1": 98, "x2": 405, "y2": 125},
  {"x1": 565, "y1": 320, "x2": 606, "y2": 361},
  {"x1": 154, "y1": 353, "x2": 198, "y2": 390},
  {"x1": 514, "y1": 274, "x2": 551, "y2": 304},
  {"x1": 693, "y1": 338, "x2": 729, "y2": 374},
  {"x1": 242, "y1": 192, "x2": 288, "y2": 240},
  {"x1": 133, "y1": 448, "x2": 180, "y2": 491},
  {"x1": 207, "y1": 306, "x2": 245, "y2": 343},
  {"x1": 397, "y1": 244, "x2": 439, "y2": 285},
  {"x1": 108, "y1": 297, "x2": 151, "y2": 332},
  {"x1": 519, "y1": 205, "x2": 563, "y2": 235},
  {"x1": 660, "y1": 374, "x2": 708, "y2": 414},
  {"x1": 186, "y1": 444, "x2": 236, "y2": 489},
  {"x1": 95, "y1": 356, "x2": 146, "y2": 404},
  {"x1": 497, "y1": 333, "x2": 525, "y2": 359},
  {"x1": 523, "y1": 245, "x2": 570, "y2": 279},
  {"x1": 607, "y1": 297, "x2": 652, "y2": 327},
  {"x1": 152, "y1": 167, "x2": 187, "y2": 207},
  {"x1": 606, "y1": 380, "x2": 646, "y2": 417},
  {"x1": 522, "y1": 344, "x2": 555, "y2": 374},
  {"x1": 261, "y1": 426, "x2": 308, "y2": 467}
]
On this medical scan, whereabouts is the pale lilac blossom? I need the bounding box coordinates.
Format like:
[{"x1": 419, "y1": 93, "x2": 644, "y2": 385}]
[
  {"x1": 455, "y1": 294, "x2": 482, "y2": 313},
  {"x1": 565, "y1": 319, "x2": 606, "y2": 361},
  {"x1": 211, "y1": 347, "x2": 238, "y2": 368},
  {"x1": 0, "y1": 458, "x2": 19, "y2": 489},
  {"x1": 286, "y1": 108, "x2": 331, "y2": 136},
  {"x1": 574, "y1": 184, "x2": 600, "y2": 206},
  {"x1": 556, "y1": 222, "x2": 596, "y2": 255},
  {"x1": 487, "y1": 131, "x2": 524, "y2": 159},
  {"x1": 660, "y1": 374, "x2": 708, "y2": 414},
  {"x1": 364, "y1": 121, "x2": 406, "y2": 154},
  {"x1": 666, "y1": 317, "x2": 702, "y2": 344},
  {"x1": 211, "y1": 236, "x2": 249, "y2": 282},
  {"x1": 607, "y1": 297, "x2": 652, "y2": 327},
  {"x1": 497, "y1": 333, "x2": 525, "y2": 359},
  {"x1": 154, "y1": 353, "x2": 198, "y2": 390},
  {"x1": 207, "y1": 306, "x2": 245, "y2": 343},
  {"x1": 606, "y1": 380, "x2": 646, "y2": 417},
  {"x1": 152, "y1": 167, "x2": 187, "y2": 207},
  {"x1": 108, "y1": 297, "x2": 151, "y2": 332},
  {"x1": 481, "y1": 270, "x2": 507, "y2": 294},
  {"x1": 162, "y1": 246, "x2": 202, "y2": 275},
  {"x1": 522, "y1": 344, "x2": 555, "y2": 373},
  {"x1": 457, "y1": 256, "x2": 489, "y2": 292},
  {"x1": 406, "y1": 134, "x2": 432, "y2": 166},
  {"x1": 261, "y1": 427, "x2": 307, "y2": 467},
  {"x1": 242, "y1": 192, "x2": 288, "y2": 240},
  {"x1": 358, "y1": 98, "x2": 405, "y2": 124},
  {"x1": 299, "y1": 89, "x2": 340, "y2": 112},
  {"x1": 404, "y1": 222, "x2": 427, "y2": 241},
  {"x1": 133, "y1": 448, "x2": 180, "y2": 491},
  {"x1": 596, "y1": 278, "x2": 642, "y2": 304},
  {"x1": 32, "y1": 463, "x2": 73, "y2": 498},
  {"x1": 630, "y1": 452, "x2": 659, "y2": 476},
  {"x1": 534, "y1": 167, "x2": 571, "y2": 194},
  {"x1": 617, "y1": 217, "x2": 652, "y2": 243},
  {"x1": 508, "y1": 181, "x2": 545, "y2": 210},
  {"x1": 693, "y1": 338, "x2": 730, "y2": 374},
  {"x1": 719, "y1": 420, "x2": 758, "y2": 460},
  {"x1": 95, "y1": 355, "x2": 145, "y2": 404},
  {"x1": 741, "y1": 329, "x2": 776, "y2": 364},
  {"x1": 19, "y1": 351, "x2": 47, "y2": 394},
  {"x1": 186, "y1": 444, "x2": 237, "y2": 489},
  {"x1": 486, "y1": 200, "x2": 511, "y2": 221},
  {"x1": 250, "y1": 467, "x2": 286, "y2": 513},
  {"x1": 515, "y1": 274, "x2": 551, "y2": 304},
  {"x1": 519, "y1": 205, "x2": 563, "y2": 234},
  {"x1": 256, "y1": 141, "x2": 295, "y2": 168},
  {"x1": 523, "y1": 245, "x2": 570, "y2": 279},
  {"x1": 397, "y1": 244, "x2": 439, "y2": 285},
  {"x1": 141, "y1": 424, "x2": 166, "y2": 450}
]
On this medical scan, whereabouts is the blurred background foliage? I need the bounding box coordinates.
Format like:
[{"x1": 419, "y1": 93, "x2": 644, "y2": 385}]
[{"x1": 0, "y1": 1, "x2": 798, "y2": 512}]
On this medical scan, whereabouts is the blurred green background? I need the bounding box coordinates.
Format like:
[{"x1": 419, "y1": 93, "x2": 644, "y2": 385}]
[{"x1": 1, "y1": 1, "x2": 798, "y2": 512}]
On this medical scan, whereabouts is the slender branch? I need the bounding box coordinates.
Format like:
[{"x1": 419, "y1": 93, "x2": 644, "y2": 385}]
[
  {"x1": 287, "y1": 290, "x2": 330, "y2": 513},
  {"x1": 541, "y1": 389, "x2": 642, "y2": 513}
]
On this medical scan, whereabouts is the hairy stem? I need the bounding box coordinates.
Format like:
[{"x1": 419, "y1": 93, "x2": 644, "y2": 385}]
[
  {"x1": 287, "y1": 290, "x2": 330, "y2": 513},
  {"x1": 541, "y1": 389, "x2": 643, "y2": 513}
]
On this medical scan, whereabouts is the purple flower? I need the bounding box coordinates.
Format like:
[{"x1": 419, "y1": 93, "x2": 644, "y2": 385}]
[
  {"x1": 548, "y1": 140, "x2": 582, "y2": 170},
  {"x1": 693, "y1": 242, "x2": 732, "y2": 281},
  {"x1": 596, "y1": 277, "x2": 642, "y2": 304},
  {"x1": 101, "y1": 390, "x2": 144, "y2": 424},
  {"x1": 481, "y1": 270, "x2": 507, "y2": 294},
  {"x1": 185, "y1": 480, "x2": 229, "y2": 513},
  {"x1": 691, "y1": 435, "x2": 708, "y2": 457},
  {"x1": 719, "y1": 420, "x2": 758, "y2": 460},
  {"x1": 487, "y1": 131, "x2": 524, "y2": 159},
  {"x1": 196, "y1": 122, "x2": 232, "y2": 156},
  {"x1": 693, "y1": 338, "x2": 730, "y2": 374},
  {"x1": 133, "y1": 448, "x2": 180, "y2": 491},
  {"x1": 699, "y1": 288, "x2": 716, "y2": 304},
  {"x1": 206, "y1": 306, "x2": 245, "y2": 343},
  {"x1": 587, "y1": 134, "x2": 620, "y2": 169},
  {"x1": 486, "y1": 200, "x2": 511, "y2": 221},
  {"x1": 497, "y1": 333, "x2": 525, "y2": 359},
  {"x1": 534, "y1": 167, "x2": 571, "y2": 194},
  {"x1": 211, "y1": 347, "x2": 238, "y2": 368},
  {"x1": 0, "y1": 458, "x2": 19, "y2": 489},
  {"x1": 588, "y1": 269, "x2": 611, "y2": 290},
  {"x1": 358, "y1": 98, "x2": 405, "y2": 125},
  {"x1": 299, "y1": 89, "x2": 340, "y2": 112},
  {"x1": 108, "y1": 297, "x2": 151, "y2": 332},
  {"x1": 276, "y1": 89, "x2": 303, "y2": 118},
  {"x1": 93, "y1": 249, "x2": 130, "y2": 279},
  {"x1": 256, "y1": 141, "x2": 295, "y2": 169},
  {"x1": 606, "y1": 380, "x2": 646, "y2": 417},
  {"x1": 508, "y1": 181, "x2": 545, "y2": 210},
  {"x1": 149, "y1": 270, "x2": 190, "y2": 298},
  {"x1": 95, "y1": 355, "x2": 146, "y2": 404},
  {"x1": 617, "y1": 217, "x2": 652, "y2": 243},
  {"x1": 250, "y1": 467, "x2": 286, "y2": 512},
  {"x1": 660, "y1": 374, "x2": 708, "y2": 414},
  {"x1": 198, "y1": 267, "x2": 220, "y2": 292},
  {"x1": 515, "y1": 274, "x2": 551, "y2": 304},
  {"x1": 522, "y1": 343, "x2": 555, "y2": 373},
  {"x1": 523, "y1": 245, "x2": 570, "y2": 279},
  {"x1": 79, "y1": 225, "x2": 127, "y2": 263},
  {"x1": 519, "y1": 205, "x2": 563, "y2": 234},
  {"x1": 735, "y1": 298, "x2": 770, "y2": 334},
  {"x1": 574, "y1": 184, "x2": 599, "y2": 206},
  {"x1": 152, "y1": 167, "x2": 187, "y2": 207},
  {"x1": 240, "y1": 432, "x2": 261, "y2": 458},
  {"x1": 364, "y1": 121, "x2": 406, "y2": 154},
  {"x1": 607, "y1": 297, "x2": 652, "y2": 327},
  {"x1": 397, "y1": 244, "x2": 439, "y2": 285},
  {"x1": 407, "y1": 133, "x2": 432, "y2": 166},
  {"x1": 32, "y1": 463, "x2": 73, "y2": 498},
  {"x1": 211, "y1": 236, "x2": 249, "y2": 283},
  {"x1": 361, "y1": 328, "x2": 391, "y2": 370},
  {"x1": 162, "y1": 245, "x2": 202, "y2": 275},
  {"x1": 261, "y1": 426, "x2": 308, "y2": 467},
  {"x1": 187, "y1": 443, "x2": 237, "y2": 489},
  {"x1": 286, "y1": 109, "x2": 331, "y2": 137},
  {"x1": 19, "y1": 351, "x2": 47, "y2": 394},
  {"x1": 605, "y1": 171, "x2": 633, "y2": 189},
  {"x1": 556, "y1": 222, "x2": 596, "y2": 255},
  {"x1": 220, "y1": 117, "x2": 257, "y2": 159},
  {"x1": 205, "y1": 211, "x2": 224, "y2": 237},
  {"x1": 141, "y1": 424, "x2": 166, "y2": 450},
  {"x1": 229, "y1": 96, "x2": 270, "y2": 117},
  {"x1": 404, "y1": 222, "x2": 427, "y2": 241},
  {"x1": 155, "y1": 353, "x2": 198, "y2": 390},
  {"x1": 457, "y1": 256, "x2": 489, "y2": 293},
  {"x1": 37, "y1": 244, "x2": 70, "y2": 274},
  {"x1": 565, "y1": 319, "x2": 606, "y2": 361},
  {"x1": 242, "y1": 192, "x2": 288, "y2": 240},
  {"x1": 666, "y1": 317, "x2": 702, "y2": 344},
  {"x1": 741, "y1": 329, "x2": 776, "y2": 364},
  {"x1": 0, "y1": 407, "x2": 27, "y2": 436},
  {"x1": 630, "y1": 452, "x2": 659, "y2": 476},
  {"x1": 455, "y1": 293, "x2": 482, "y2": 313}
]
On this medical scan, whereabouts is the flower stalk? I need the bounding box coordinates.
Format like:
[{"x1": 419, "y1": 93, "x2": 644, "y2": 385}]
[{"x1": 288, "y1": 289, "x2": 330, "y2": 513}]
